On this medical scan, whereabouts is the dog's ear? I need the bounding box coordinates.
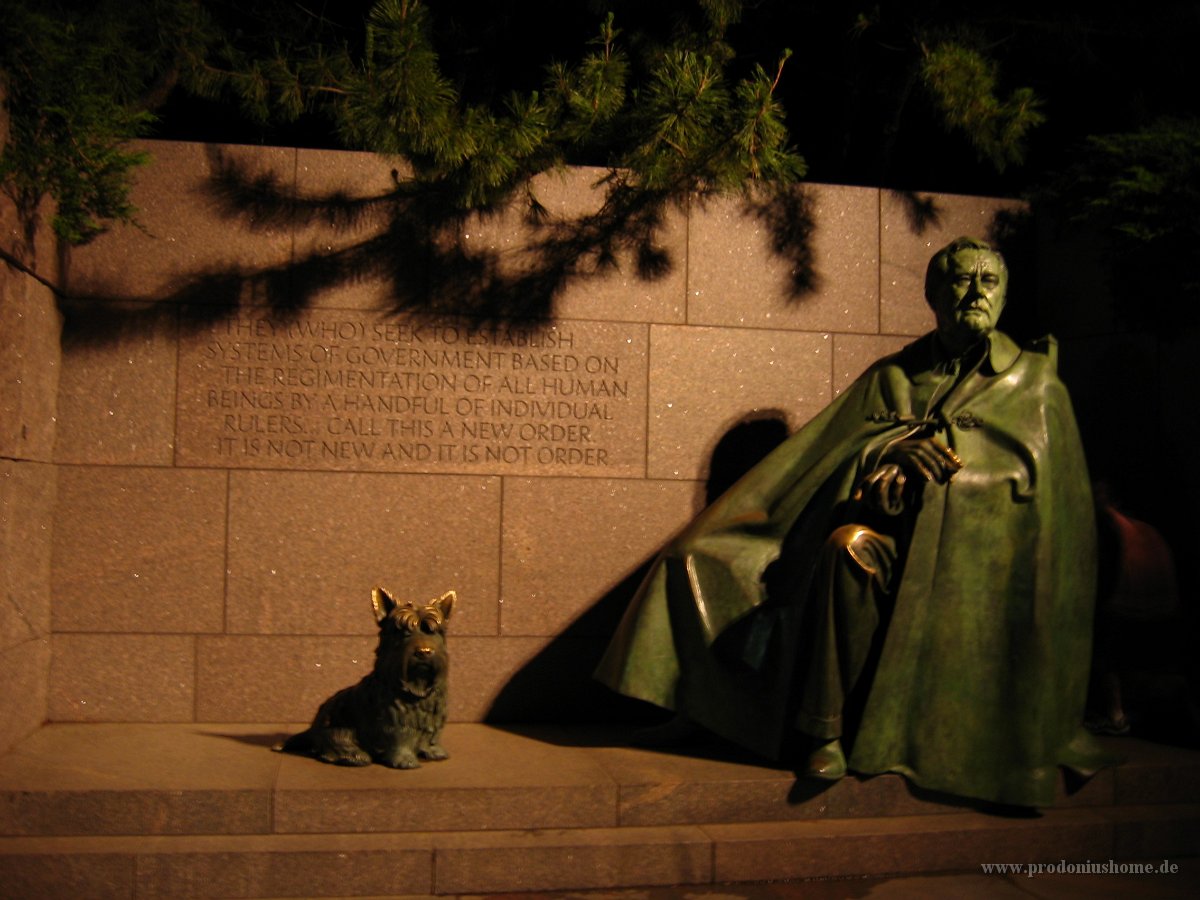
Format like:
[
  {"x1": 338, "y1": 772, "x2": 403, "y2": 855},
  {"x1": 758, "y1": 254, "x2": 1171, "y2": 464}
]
[
  {"x1": 372, "y1": 586, "x2": 398, "y2": 623},
  {"x1": 434, "y1": 590, "x2": 456, "y2": 621}
]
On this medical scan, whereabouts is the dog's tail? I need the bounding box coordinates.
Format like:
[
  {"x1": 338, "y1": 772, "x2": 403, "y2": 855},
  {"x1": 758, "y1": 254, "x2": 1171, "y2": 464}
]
[{"x1": 272, "y1": 729, "x2": 314, "y2": 755}]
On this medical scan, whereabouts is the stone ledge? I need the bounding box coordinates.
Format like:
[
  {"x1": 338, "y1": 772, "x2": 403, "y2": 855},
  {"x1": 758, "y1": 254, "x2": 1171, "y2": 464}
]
[
  {"x1": 0, "y1": 826, "x2": 711, "y2": 898},
  {"x1": 1, "y1": 722, "x2": 1198, "y2": 896},
  {"x1": 1, "y1": 807, "x2": 1197, "y2": 898},
  {"x1": 707, "y1": 804, "x2": 1200, "y2": 883},
  {"x1": 1, "y1": 723, "x2": 1198, "y2": 838}
]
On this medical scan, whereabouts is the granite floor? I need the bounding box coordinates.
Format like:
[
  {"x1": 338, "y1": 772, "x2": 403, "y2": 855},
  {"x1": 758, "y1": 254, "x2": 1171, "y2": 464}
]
[
  {"x1": 1, "y1": 723, "x2": 1198, "y2": 898},
  {"x1": 463, "y1": 866, "x2": 1200, "y2": 899},
  {"x1": 227, "y1": 867, "x2": 1200, "y2": 899}
]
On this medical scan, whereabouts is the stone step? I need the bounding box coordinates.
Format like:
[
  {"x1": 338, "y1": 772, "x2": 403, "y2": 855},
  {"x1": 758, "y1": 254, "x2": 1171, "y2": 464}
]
[
  {"x1": 1, "y1": 723, "x2": 1198, "y2": 897},
  {"x1": 5, "y1": 723, "x2": 1197, "y2": 837},
  {"x1": 1, "y1": 805, "x2": 1197, "y2": 898}
]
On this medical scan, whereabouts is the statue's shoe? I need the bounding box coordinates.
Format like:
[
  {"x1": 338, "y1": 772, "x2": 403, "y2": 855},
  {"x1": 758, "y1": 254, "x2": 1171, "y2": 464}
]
[{"x1": 805, "y1": 739, "x2": 846, "y2": 780}]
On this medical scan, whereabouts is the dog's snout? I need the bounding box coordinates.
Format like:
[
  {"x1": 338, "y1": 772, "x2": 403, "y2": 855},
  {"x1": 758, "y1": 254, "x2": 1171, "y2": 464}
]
[{"x1": 414, "y1": 646, "x2": 433, "y2": 659}]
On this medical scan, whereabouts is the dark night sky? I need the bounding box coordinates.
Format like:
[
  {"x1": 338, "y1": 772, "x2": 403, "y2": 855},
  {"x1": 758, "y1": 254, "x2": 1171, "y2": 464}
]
[{"x1": 150, "y1": 1, "x2": 1200, "y2": 199}]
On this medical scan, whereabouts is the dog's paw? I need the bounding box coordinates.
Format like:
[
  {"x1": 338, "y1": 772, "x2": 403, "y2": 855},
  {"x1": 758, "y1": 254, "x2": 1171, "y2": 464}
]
[
  {"x1": 321, "y1": 750, "x2": 371, "y2": 766},
  {"x1": 385, "y1": 751, "x2": 421, "y2": 769},
  {"x1": 419, "y1": 744, "x2": 449, "y2": 761}
]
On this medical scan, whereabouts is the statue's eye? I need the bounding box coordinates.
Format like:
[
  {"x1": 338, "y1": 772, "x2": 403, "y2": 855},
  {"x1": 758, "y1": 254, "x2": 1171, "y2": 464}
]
[
  {"x1": 419, "y1": 613, "x2": 442, "y2": 634},
  {"x1": 396, "y1": 609, "x2": 420, "y2": 631}
]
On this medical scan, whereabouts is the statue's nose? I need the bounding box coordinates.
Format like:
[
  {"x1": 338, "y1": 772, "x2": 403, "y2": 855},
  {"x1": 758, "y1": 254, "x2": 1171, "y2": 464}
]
[{"x1": 414, "y1": 646, "x2": 433, "y2": 659}]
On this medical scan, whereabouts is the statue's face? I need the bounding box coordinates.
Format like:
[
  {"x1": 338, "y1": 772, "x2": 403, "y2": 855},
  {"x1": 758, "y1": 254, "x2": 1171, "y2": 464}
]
[{"x1": 930, "y1": 249, "x2": 1007, "y2": 351}]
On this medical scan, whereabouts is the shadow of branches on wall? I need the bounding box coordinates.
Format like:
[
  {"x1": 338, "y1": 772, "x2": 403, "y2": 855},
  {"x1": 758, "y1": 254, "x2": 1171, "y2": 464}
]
[
  {"x1": 57, "y1": 145, "x2": 823, "y2": 344},
  {"x1": 888, "y1": 189, "x2": 942, "y2": 235},
  {"x1": 743, "y1": 188, "x2": 820, "y2": 300}
]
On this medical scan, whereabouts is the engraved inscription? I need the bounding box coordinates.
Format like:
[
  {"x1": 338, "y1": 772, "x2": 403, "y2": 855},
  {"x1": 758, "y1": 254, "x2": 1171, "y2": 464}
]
[{"x1": 177, "y1": 312, "x2": 647, "y2": 475}]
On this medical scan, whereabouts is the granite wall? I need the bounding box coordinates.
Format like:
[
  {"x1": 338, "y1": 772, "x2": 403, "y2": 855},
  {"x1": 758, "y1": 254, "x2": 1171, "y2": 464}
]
[
  {"x1": 0, "y1": 96, "x2": 60, "y2": 753},
  {"x1": 43, "y1": 139, "x2": 1023, "y2": 726}
]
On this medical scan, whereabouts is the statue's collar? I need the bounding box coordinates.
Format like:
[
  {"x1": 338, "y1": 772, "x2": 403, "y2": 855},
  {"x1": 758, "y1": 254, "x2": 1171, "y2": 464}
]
[
  {"x1": 929, "y1": 330, "x2": 1020, "y2": 375},
  {"x1": 985, "y1": 331, "x2": 1021, "y2": 373}
]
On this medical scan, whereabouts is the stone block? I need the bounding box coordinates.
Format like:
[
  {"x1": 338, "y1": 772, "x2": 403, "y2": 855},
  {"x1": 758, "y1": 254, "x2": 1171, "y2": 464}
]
[
  {"x1": 0, "y1": 832, "x2": 435, "y2": 899},
  {"x1": 455, "y1": 635, "x2": 582, "y2": 723},
  {"x1": 1114, "y1": 740, "x2": 1200, "y2": 805},
  {"x1": 1, "y1": 55, "x2": 62, "y2": 264},
  {"x1": 450, "y1": 167, "x2": 688, "y2": 324},
  {"x1": 0, "y1": 458, "x2": 54, "y2": 753},
  {"x1": 175, "y1": 310, "x2": 648, "y2": 478},
  {"x1": 1110, "y1": 804, "x2": 1200, "y2": 860},
  {"x1": 224, "y1": 471, "x2": 501, "y2": 637},
  {"x1": 463, "y1": 635, "x2": 633, "y2": 724},
  {"x1": 64, "y1": 141, "x2": 297, "y2": 307},
  {"x1": 292, "y1": 160, "x2": 689, "y2": 324},
  {"x1": 576, "y1": 735, "x2": 959, "y2": 826},
  {"x1": 199, "y1": 632, "x2": 621, "y2": 725},
  {"x1": 0, "y1": 109, "x2": 25, "y2": 261},
  {"x1": 434, "y1": 825, "x2": 712, "y2": 894},
  {"x1": 0, "y1": 842, "x2": 133, "y2": 900},
  {"x1": 687, "y1": 183, "x2": 879, "y2": 333},
  {"x1": 708, "y1": 808, "x2": 1113, "y2": 882},
  {"x1": 815, "y1": 773, "x2": 974, "y2": 819},
  {"x1": 133, "y1": 833, "x2": 435, "y2": 899},
  {"x1": 500, "y1": 477, "x2": 699, "y2": 637},
  {"x1": 198, "y1": 634, "x2": 598, "y2": 725},
  {"x1": 0, "y1": 638, "x2": 49, "y2": 756},
  {"x1": 832, "y1": 333, "x2": 918, "y2": 396},
  {"x1": 292, "y1": 148, "x2": 416, "y2": 313},
  {"x1": 54, "y1": 301, "x2": 178, "y2": 466},
  {"x1": 880, "y1": 190, "x2": 1025, "y2": 336},
  {"x1": 273, "y1": 724, "x2": 617, "y2": 834},
  {"x1": 47, "y1": 635, "x2": 194, "y2": 722},
  {"x1": 51, "y1": 467, "x2": 226, "y2": 634},
  {"x1": 542, "y1": 168, "x2": 689, "y2": 324},
  {"x1": 591, "y1": 740, "x2": 810, "y2": 826},
  {"x1": 0, "y1": 723, "x2": 278, "y2": 836},
  {"x1": 0, "y1": 782, "x2": 271, "y2": 841},
  {"x1": 0, "y1": 460, "x2": 55, "y2": 644},
  {"x1": 648, "y1": 324, "x2": 831, "y2": 481},
  {"x1": 195, "y1": 635, "x2": 376, "y2": 723},
  {"x1": 0, "y1": 270, "x2": 61, "y2": 462},
  {"x1": 0, "y1": 179, "x2": 61, "y2": 283}
]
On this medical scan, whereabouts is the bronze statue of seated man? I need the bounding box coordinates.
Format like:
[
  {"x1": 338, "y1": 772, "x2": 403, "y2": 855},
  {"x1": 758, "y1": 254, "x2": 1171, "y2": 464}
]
[{"x1": 596, "y1": 237, "x2": 1113, "y2": 808}]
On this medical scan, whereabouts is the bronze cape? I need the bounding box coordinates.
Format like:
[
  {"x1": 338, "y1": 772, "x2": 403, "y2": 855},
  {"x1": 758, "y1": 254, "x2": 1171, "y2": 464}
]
[{"x1": 596, "y1": 330, "x2": 1109, "y2": 807}]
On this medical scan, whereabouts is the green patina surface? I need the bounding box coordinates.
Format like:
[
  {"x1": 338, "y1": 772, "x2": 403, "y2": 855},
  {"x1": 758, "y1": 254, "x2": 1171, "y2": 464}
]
[{"x1": 597, "y1": 238, "x2": 1113, "y2": 808}]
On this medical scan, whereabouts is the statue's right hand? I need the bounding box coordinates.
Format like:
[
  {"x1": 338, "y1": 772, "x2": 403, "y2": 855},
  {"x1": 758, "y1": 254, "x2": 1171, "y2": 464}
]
[
  {"x1": 855, "y1": 464, "x2": 907, "y2": 515},
  {"x1": 830, "y1": 524, "x2": 896, "y2": 590}
]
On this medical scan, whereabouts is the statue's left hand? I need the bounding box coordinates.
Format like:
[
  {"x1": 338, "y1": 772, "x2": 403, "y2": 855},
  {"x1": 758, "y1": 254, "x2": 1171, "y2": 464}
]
[
  {"x1": 884, "y1": 438, "x2": 963, "y2": 484},
  {"x1": 855, "y1": 438, "x2": 963, "y2": 515}
]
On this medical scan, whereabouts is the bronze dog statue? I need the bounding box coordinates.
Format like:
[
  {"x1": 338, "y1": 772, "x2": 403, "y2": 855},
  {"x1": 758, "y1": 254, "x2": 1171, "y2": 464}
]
[{"x1": 275, "y1": 588, "x2": 454, "y2": 768}]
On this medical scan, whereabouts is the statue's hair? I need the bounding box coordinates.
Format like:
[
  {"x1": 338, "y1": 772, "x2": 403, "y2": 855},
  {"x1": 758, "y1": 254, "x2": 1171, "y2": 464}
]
[{"x1": 924, "y1": 236, "x2": 1006, "y2": 305}]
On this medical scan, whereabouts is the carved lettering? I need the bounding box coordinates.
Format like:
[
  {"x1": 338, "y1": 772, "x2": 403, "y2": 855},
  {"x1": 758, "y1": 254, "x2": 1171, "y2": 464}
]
[{"x1": 179, "y1": 313, "x2": 645, "y2": 475}]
